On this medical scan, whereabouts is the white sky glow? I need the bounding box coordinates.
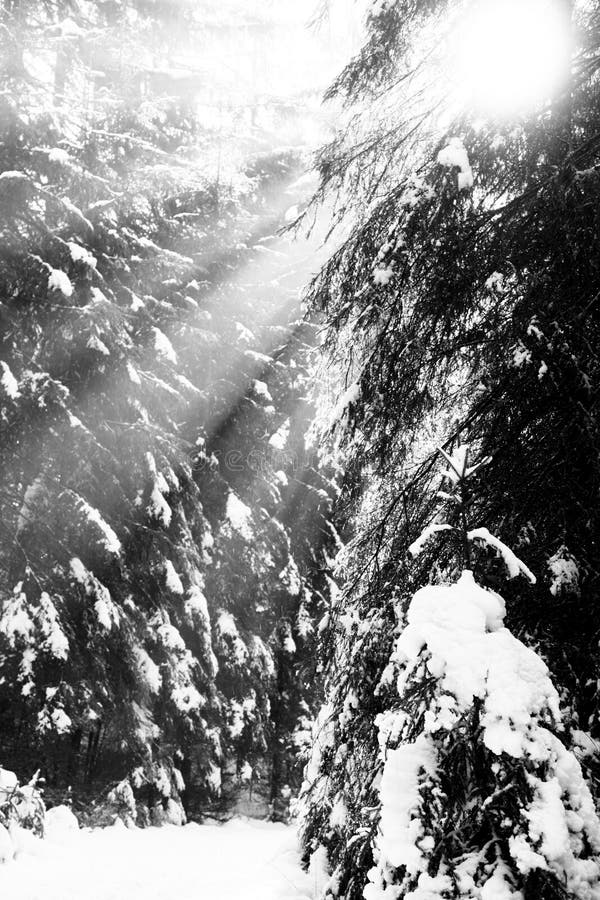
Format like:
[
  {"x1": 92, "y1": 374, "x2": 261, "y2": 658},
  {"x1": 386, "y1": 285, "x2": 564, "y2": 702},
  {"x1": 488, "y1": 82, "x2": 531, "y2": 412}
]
[{"x1": 449, "y1": 0, "x2": 572, "y2": 116}]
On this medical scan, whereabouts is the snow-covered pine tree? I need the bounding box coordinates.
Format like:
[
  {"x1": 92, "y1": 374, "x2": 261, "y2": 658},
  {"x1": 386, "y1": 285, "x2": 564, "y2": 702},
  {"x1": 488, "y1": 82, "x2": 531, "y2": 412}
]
[
  {"x1": 302, "y1": 449, "x2": 600, "y2": 899},
  {"x1": 188, "y1": 167, "x2": 341, "y2": 817},
  {"x1": 0, "y1": 0, "x2": 339, "y2": 822},
  {"x1": 0, "y1": 0, "x2": 228, "y2": 820},
  {"x1": 261, "y1": 316, "x2": 342, "y2": 818}
]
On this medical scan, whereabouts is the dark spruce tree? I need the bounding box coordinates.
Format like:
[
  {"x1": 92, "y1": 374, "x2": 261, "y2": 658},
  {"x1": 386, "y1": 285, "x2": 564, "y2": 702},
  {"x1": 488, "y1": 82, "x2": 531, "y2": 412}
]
[{"x1": 300, "y1": 2, "x2": 600, "y2": 899}]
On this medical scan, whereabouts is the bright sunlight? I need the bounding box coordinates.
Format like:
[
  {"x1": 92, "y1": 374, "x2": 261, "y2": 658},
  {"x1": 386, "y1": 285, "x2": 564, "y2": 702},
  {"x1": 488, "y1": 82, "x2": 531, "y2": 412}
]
[{"x1": 450, "y1": 0, "x2": 572, "y2": 115}]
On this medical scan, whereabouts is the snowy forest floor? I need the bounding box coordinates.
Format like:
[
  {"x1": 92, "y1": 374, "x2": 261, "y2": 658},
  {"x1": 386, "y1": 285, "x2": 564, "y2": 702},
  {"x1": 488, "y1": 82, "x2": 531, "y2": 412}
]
[{"x1": 1, "y1": 817, "x2": 312, "y2": 900}]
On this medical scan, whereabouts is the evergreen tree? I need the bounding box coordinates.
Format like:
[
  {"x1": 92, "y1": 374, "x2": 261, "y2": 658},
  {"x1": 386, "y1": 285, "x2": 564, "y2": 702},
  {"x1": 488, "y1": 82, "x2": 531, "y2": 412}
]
[
  {"x1": 300, "y1": 0, "x2": 600, "y2": 897},
  {"x1": 302, "y1": 451, "x2": 600, "y2": 899},
  {"x1": 0, "y1": 0, "x2": 338, "y2": 824}
]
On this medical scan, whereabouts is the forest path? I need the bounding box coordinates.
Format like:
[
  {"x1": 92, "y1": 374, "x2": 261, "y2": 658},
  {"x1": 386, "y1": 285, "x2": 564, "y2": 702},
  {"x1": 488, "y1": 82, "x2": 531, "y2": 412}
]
[{"x1": 1, "y1": 817, "x2": 314, "y2": 900}]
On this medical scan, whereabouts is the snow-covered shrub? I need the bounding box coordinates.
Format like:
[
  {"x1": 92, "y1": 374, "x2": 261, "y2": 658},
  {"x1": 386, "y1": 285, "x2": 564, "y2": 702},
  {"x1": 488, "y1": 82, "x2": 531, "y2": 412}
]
[
  {"x1": 301, "y1": 449, "x2": 600, "y2": 899},
  {"x1": 0, "y1": 768, "x2": 45, "y2": 836},
  {"x1": 44, "y1": 804, "x2": 79, "y2": 836},
  {"x1": 106, "y1": 779, "x2": 138, "y2": 828},
  {"x1": 80, "y1": 760, "x2": 186, "y2": 829},
  {"x1": 365, "y1": 570, "x2": 600, "y2": 899},
  {"x1": 0, "y1": 767, "x2": 45, "y2": 862}
]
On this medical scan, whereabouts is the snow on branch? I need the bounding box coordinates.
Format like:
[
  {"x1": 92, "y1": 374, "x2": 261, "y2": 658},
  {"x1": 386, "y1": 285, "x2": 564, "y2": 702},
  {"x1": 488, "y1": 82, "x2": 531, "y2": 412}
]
[
  {"x1": 467, "y1": 527, "x2": 536, "y2": 583},
  {"x1": 437, "y1": 137, "x2": 473, "y2": 191},
  {"x1": 438, "y1": 445, "x2": 490, "y2": 483},
  {"x1": 408, "y1": 523, "x2": 454, "y2": 557},
  {"x1": 438, "y1": 445, "x2": 468, "y2": 482}
]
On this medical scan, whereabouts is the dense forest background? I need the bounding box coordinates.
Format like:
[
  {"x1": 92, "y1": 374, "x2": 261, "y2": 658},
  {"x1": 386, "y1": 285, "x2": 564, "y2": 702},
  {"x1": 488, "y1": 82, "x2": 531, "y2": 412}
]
[
  {"x1": 3, "y1": 1, "x2": 600, "y2": 898},
  {"x1": 0, "y1": 0, "x2": 358, "y2": 825}
]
